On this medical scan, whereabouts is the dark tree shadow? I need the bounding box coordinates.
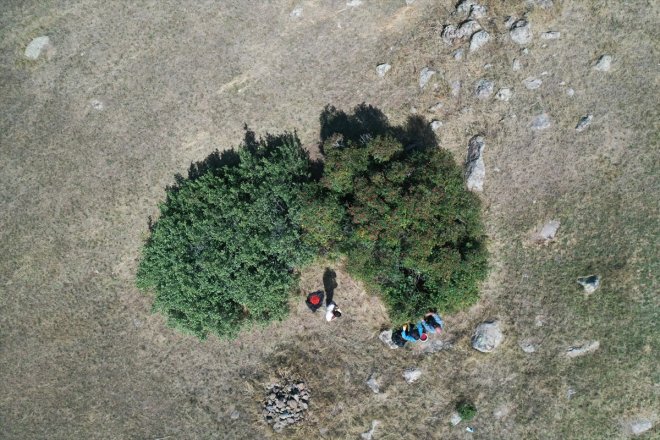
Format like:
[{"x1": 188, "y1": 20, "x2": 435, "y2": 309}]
[
  {"x1": 318, "y1": 103, "x2": 438, "y2": 154},
  {"x1": 323, "y1": 268, "x2": 338, "y2": 305}
]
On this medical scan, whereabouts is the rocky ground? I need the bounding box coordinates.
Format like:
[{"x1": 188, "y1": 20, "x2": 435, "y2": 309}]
[{"x1": 1, "y1": 0, "x2": 658, "y2": 439}]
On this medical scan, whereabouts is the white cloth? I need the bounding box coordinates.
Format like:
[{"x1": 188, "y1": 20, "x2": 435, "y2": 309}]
[{"x1": 325, "y1": 303, "x2": 336, "y2": 322}]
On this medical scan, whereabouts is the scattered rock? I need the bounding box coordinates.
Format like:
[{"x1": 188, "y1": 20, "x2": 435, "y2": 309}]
[
  {"x1": 512, "y1": 58, "x2": 522, "y2": 71},
  {"x1": 230, "y1": 410, "x2": 240, "y2": 420},
  {"x1": 262, "y1": 382, "x2": 310, "y2": 431},
  {"x1": 465, "y1": 135, "x2": 485, "y2": 192},
  {"x1": 593, "y1": 54, "x2": 612, "y2": 72},
  {"x1": 376, "y1": 63, "x2": 391, "y2": 78},
  {"x1": 379, "y1": 330, "x2": 399, "y2": 349},
  {"x1": 577, "y1": 275, "x2": 600, "y2": 294},
  {"x1": 541, "y1": 31, "x2": 561, "y2": 40},
  {"x1": 430, "y1": 120, "x2": 443, "y2": 131},
  {"x1": 575, "y1": 114, "x2": 593, "y2": 132},
  {"x1": 528, "y1": 0, "x2": 554, "y2": 9},
  {"x1": 450, "y1": 412, "x2": 462, "y2": 425},
  {"x1": 24, "y1": 36, "x2": 52, "y2": 60},
  {"x1": 419, "y1": 67, "x2": 436, "y2": 89},
  {"x1": 366, "y1": 374, "x2": 380, "y2": 394},
  {"x1": 519, "y1": 339, "x2": 537, "y2": 353},
  {"x1": 566, "y1": 87, "x2": 575, "y2": 97},
  {"x1": 496, "y1": 88, "x2": 512, "y2": 101},
  {"x1": 429, "y1": 102, "x2": 444, "y2": 112},
  {"x1": 361, "y1": 420, "x2": 381, "y2": 440},
  {"x1": 457, "y1": 20, "x2": 481, "y2": 39},
  {"x1": 442, "y1": 25, "x2": 459, "y2": 45},
  {"x1": 475, "y1": 79, "x2": 494, "y2": 99},
  {"x1": 523, "y1": 77, "x2": 542, "y2": 89},
  {"x1": 346, "y1": 0, "x2": 363, "y2": 6},
  {"x1": 567, "y1": 387, "x2": 576, "y2": 399},
  {"x1": 566, "y1": 340, "x2": 600, "y2": 358},
  {"x1": 90, "y1": 99, "x2": 104, "y2": 111},
  {"x1": 628, "y1": 419, "x2": 654, "y2": 436},
  {"x1": 403, "y1": 368, "x2": 422, "y2": 384},
  {"x1": 469, "y1": 30, "x2": 490, "y2": 52},
  {"x1": 290, "y1": 6, "x2": 303, "y2": 18},
  {"x1": 469, "y1": 4, "x2": 487, "y2": 19},
  {"x1": 535, "y1": 315, "x2": 545, "y2": 327},
  {"x1": 472, "y1": 321, "x2": 504, "y2": 352},
  {"x1": 531, "y1": 113, "x2": 552, "y2": 130},
  {"x1": 405, "y1": 0, "x2": 416, "y2": 4},
  {"x1": 510, "y1": 20, "x2": 532, "y2": 45},
  {"x1": 451, "y1": 80, "x2": 462, "y2": 97},
  {"x1": 417, "y1": 339, "x2": 452, "y2": 354},
  {"x1": 453, "y1": 48, "x2": 464, "y2": 60},
  {"x1": 533, "y1": 219, "x2": 560, "y2": 243},
  {"x1": 455, "y1": 0, "x2": 477, "y2": 16}
]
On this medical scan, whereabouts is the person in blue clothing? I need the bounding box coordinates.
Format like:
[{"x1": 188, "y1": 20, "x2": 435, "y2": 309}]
[
  {"x1": 421, "y1": 312, "x2": 444, "y2": 334},
  {"x1": 401, "y1": 322, "x2": 428, "y2": 342}
]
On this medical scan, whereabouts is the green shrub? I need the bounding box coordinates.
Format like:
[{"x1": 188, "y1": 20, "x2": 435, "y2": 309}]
[
  {"x1": 136, "y1": 131, "x2": 319, "y2": 339},
  {"x1": 456, "y1": 400, "x2": 477, "y2": 421},
  {"x1": 320, "y1": 105, "x2": 488, "y2": 325}
]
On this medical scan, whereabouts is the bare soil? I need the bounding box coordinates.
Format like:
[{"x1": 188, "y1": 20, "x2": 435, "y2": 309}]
[{"x1": 1, "y1": 0, "x2": 658, "y2": 439}]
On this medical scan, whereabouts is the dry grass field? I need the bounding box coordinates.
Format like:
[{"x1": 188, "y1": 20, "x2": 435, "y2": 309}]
[{"x1": 1, "y1": 0, "x2": 658, "y2": 438}]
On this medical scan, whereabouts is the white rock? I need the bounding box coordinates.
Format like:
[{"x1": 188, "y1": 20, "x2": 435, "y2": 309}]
[
  {"x1": 577, "y1": 275, "x2": 600, "y2": 294},
  {"x1": 504, "y1": 16, "x2": 516, "y2": 29},
  {"x1": 465, "y1": 135, "x2": 485, "y2": 192},
  {"x1": 469, "y1": 30, "x2": 490, "y2": 52},
  {"x1": 442, "y1": 24, "x2": 458, "y2": 45},
  {"x1": 475, "y1": 79, "x2": 494, "y2": 99},
  {"x1": 453, "y1": 48, "x2": 465, "y2": 60},
  {"x1": 290, "y1": 6, "x2": 303, "y2": 18},
  {"x1": 90, "y1": 99, "x2": 104, "y2": 111},
  {"x1": 24, "y1": 36, "x2": 51, "y2": 60},
  {"x1": 379, "y1": 330, "x2": 399, "y2": 349},
  {"x1": 566, "y1": 340, "x2": 600, "y2": 358},
  {"x1": 376, "y1": 63, "x2": 392, "y2": 78},
  {"x1": 496, "y1": 88, "x2": 512, "y2": 101},
  {"x1": 361, "y1": 420, "x2": 381, "y2": 440},
  {"x1": 366, "y1": 374, "x2": 380, "y2": 393},
  {"x1": 629, "y1": 419, "x2": 653, "y2": 436},
  {"x1": 593, "y1": 54, "x2": 612, "y2": 71},
  {"x1": 531, "y1": 113, "x2": 551, "y2": 130},
  {"x1": 512, "y1": 58, "x2": 522, "y2": 71},
  {"x1": 451, "y1": 80, "x2": 462, "y2": 97},
  {"x1": 429, "y1": 102, "x2": 444, "y2": 112},
  {"x1": 470, "y1": 4, "x2": 487, "y2": 19},
  {"x1": 472, "y1": 321, "x2": 504, "y2": 352},
  {"x1": 405, "y1": 0, "x2": 416, "y2": 4},
  {"x1": 575, "y1": 114, "x2": 593, "y2": 132},
  {"x1": 455, "y1": 0, "x2": 477, "y2": 15},
  {"x1": 457, "y1": 20, "x2": 481, "y2": 39},
  {"x1": 523, "y1": 77, "x2": 542, "y2": 89},
  {"x1": 567, "y1": 88, "x2": 575, "y2": 97},
  {"x1": 533, "y1": 219, "x2": 560, "y2": 243},
  {"x1": 510, "y1": 20, "x2": 532, "y2": 45},
  {"x1": 541, "y1": 31, "x2": 560, "y2": 40},
  {"x1": 519, "y1": 339, "x2": 537, "y2": 353},
  {"x1": 430, "y1": 120, "x2": 443, "y2": 131},
  {"x1": 346, "y1": 0, "x2": 363, "y2": 6},
  {"x1": 403, "y1": 368, "x2": 422, "y2": 383},
  {"x1": 419, "y1": 67, "x2": 436, "y2": 89},
  {"x1": 450, "y1": 412, "x2": 462, "y2": 425}
]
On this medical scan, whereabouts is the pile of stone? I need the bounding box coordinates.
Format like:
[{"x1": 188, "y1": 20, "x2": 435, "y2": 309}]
[{"x1": 262, "y1": 382, "x2": 309, "y2": 431}]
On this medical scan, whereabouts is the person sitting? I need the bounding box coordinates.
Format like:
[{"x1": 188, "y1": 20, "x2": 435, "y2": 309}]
[
  {"x1": 391, "y1": 328, "x2": 407, "y2": 347},
  {"x1": 421, "y1": 312, "x2": 444, "y2": 334},
  {"x1": 401, "y1": 322, "x2": 428, "y2": 342},
  {"x1": 325, "y1": 301, "x2": 342, "y2": 321}
]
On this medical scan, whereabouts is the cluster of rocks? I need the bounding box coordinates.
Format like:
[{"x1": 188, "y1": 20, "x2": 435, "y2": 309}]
[
  {"x1": 262, "y1": 382, "x2": 309, "y2": 431},
  {"x1": 441, "y1": 1, "x2": 491, "y2": 53}
]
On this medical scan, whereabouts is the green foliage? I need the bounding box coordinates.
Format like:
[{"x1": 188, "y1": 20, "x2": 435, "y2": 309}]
[
  {"x1": 320, "y1": 106, "x2": 488, "y2": 324},
  {"x1": 456, "y1": 400, "x2": 477, "y2": 421},
  {"x1": 136, "y1": 131, "x2": 318, "y2": 339}
]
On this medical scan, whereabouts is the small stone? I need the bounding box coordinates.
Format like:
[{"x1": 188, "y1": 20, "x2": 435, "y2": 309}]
[
  {"x1": 541, "y1": 31, "x2": 560, "y2": 40},
  {"x1": 510, "y1": 20, "x2": 532, "y2": 45},
  {"x1": 24, "y1": 36, "x2": 52, "y2": 60},
  {"x1": 475, "y1": 79, "x2": 494, "y2": 99},
  {"x1": 346, "y1": 0, "x2": 363, "y2": 6},
  {"x1": 379, "y1": 329, "x2": 399, "y2": 349},
  {"x1": 450, "y1": 412, "x2": 462, "y2": 425},
  {"x1": 290, "y1": 6, "x2": 303, "y2": 18},
  {"x1": 442, "y1": 24, "x2": 458, "y2": 45},
  {"x1": 529, "y1": 0, "x2": 554, "y2": 8},
  {"x1": 301, "y1": 402, "x2": 308, "y2": 410},
  {"x1": 512, "y1": 58, "x2": 522, "y2": 71},
  {"x1": 451, "y1": 80, "x2": 462, "y2": 97},
  {"x1": 418, "y1": 339, "x2": 452, "y2": 353},
  {"x1": 504, "y1": 16, "x2": 516, "y2": 29},
  {"x1": 429, "y1": 102, "x2": 444, "y2": 112},
  {"x1": 469, "y1": 4, "x2": 487, "y2": 18},
  {"x1": 403, "y1": 368, "x2": 422, "y2": 384},
  {"x1": 593, "y1": 54, "x2": 612, "y2": 72},
  {"x1": 519, "y1": 339, "x2": 537, "y2": 353},
  {"x1": 230, "y1": 410, "x2": 240, "y2": 420},
  {"x1": 366, "y1": 374, "x2": 380, "y2": 394},
  {"x1": 430, "y1": 120, "x2": 443, "y2": 131},
  {"x1": 419, "y1": 67, "x2": 436, "y2": 89},
  {"x1": 289, "y1": 400, "x2": 298, "y2": 409},
  {"x1": 533, "y1": 219, "x2": 560, "y2": 243},
  {"x1": 567, "y1": 387, "x2": 576, "y2": 399},
  {"x1": 575, "y1": 114, "x2": 593, "y2": 132},
  {"x1": 455, "y1": 0, "x2": 477, "y2": 15},
  {"x1": 457, "y1": 20, "x2": 481, "y2": 39},
  {"x1": 566, "y1": 340, "x2": 600, "y2": 358},
  {"x1": 453, "y1": 48, "x2": 464, "y2": 60},
  {"x1": 361, "y1": 420, "x2": 381, "y2": 440},
  {"x1": 629, "y1": 419, "x2": 653, "y2": 436},
  {"x1": 465, "y1": 135, "x2": 485, "y2": 192},
  {"x1": 535, "y1": 315, "x2": 545, "y2": 327},
  {"x1": 523, "y1": 77, "x2": 542, "y2": 89},
  {"x1": 90, "y1": 99, "x2": 104, "y2": 111},
  {"x1": 406, "y1": 0, "x2": 416, "y2": 4},
  {"x1": 469, "y1": 30, "x2": 490, "y2": 52},
  {"x1": 577, "y1": 275, "x2": 600, "y2": 294},
  {"x1": 276, "y1": 400, "x2": 285, "y2": 408},
  {"x1": 472, "y1": 321, "x2": 504, "y2": 352},
  {"x1": 376, "y1": 63, "x2": 392, "y2": 78},
  {"x1": 567, "y1": 88, "x2": 575, "y2": 97},
  {"x1": 496, "y1": 88, "x2": 512, "y2": 101},
  {"x1": 531, "y1": 113, "x2": 552, "y2": 130}
]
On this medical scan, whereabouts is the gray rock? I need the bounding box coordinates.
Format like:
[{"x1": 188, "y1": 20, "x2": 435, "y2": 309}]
[
  {"x1": 593, "y1": 54, "x2": 612, "y2": 72},
  {"x1": 566, "y1": 87, "x2": 575, "y2": 97},
  {"x1": 290, "y1": 6, "x2": 303, "y2": 18},
  {"x1": 531, "y1": 113, "x2": 552, "y2": 130},
  {"x1": 496, "y1": 88, "x2": 512, "y2": 102},
  {"x1": 472, "y1": 321, "x2": 504, "y2": 352},
  {"x1": 24, "y1": 36, "x2": 51, "y2": 60},
  {"x1": 465, "y1": 135, "x2": 486, "y2": 192},
  {"x1": 541, "y1": 31, "x2": 560, "y2": 40},
  {"x1": 512, "y1": 58, "x2": 522, "y2": 71},
  {"x1": 523, "y1": 77, "x2": 542, "y2": 89},
  {"x1": 566, "y1": 340, "x2": 600, "y2": 358},
  {"x1": 406, "y1": 0, "x2": 416, "y2": 4},
  {"x1": 90, "y1": 99, "x2": 104, "y2": 111},
  {"x1": 453, "y1": 48, "x2": 465, "y2": 60},
  {"x1": 528, "y1": 0, "x2": 554, "y2": 8},
  {"x1": 346, "y1": 0, "x2": 363, "y2": 6},
  {"x1": 376, "y1": 63, "x2": 392, "y2": 78},
  {"x1": 361, "y1": 420, "x2": 381, "y2": 440},
  {"x1": 475, "y1": 79, "x2": 494, "y2": 99},
  {"x1": 429, "y1": 102, "x2": 444, "y2": 112},
  {"x1": 418, "y1": 339, "x2": 452, "y2": 353},
  {"x1": 419, "y1": 67, "x2": 436, "y2": 89},
  {"x1": 510, "y1": 20, "x2": 532, "y2": 45},
  {"x1": 577, "y1": 275, "x2": 600, "y2": 294},
  {"x1": 533, "y1": 219, "x2": 560, "y2": 243},
  {"x1": 469, "y1": 30, "x2": 490, "y2": 52},
  {"x1": 457, "y1": 20, "x2": 481, "y2": 39},
  {"x1": 575, "y1": 114, "x2": 593, "y2": 132},
  {"x1": 366, "y1": 374, "x2": 380, "y2": 393},
  {"x1": 450, "y1": 412, "x2": 462, "y2": 425},
  {"x1": 451, "y1": 80, "x2": 462, "y2": 97},
  {"x1": 519, "y1": 339, "x2": 537, "y2": 353},
  {"x1": 470, "y1": 4, "x2": 487, "y2": 19},
  {"x1": 230, "y1": 410, "x2": 240, "y2": 420},
  {"x1": 379, "y1": 329, "x2": 399, "y2": 349},
  {"x1": 403, "y1": 368, "x2": 422, "y2": 384},
  {"x1": 629, "y1": 419, "x2": 653, "y2": 436},
  {"x1": 430, "y1": 120, "x2": 443, "y2": 131},
  {"x1": 455, "y1": 0, "x2": 477, "y2": 15},
  {"x1": 442, "y1": 25, "x2": 458, "y2": 45}
]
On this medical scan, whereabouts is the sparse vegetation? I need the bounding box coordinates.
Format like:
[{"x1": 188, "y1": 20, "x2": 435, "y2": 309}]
[{"x1": 456, "y1": 400, "x2": 477, "y2": 422}]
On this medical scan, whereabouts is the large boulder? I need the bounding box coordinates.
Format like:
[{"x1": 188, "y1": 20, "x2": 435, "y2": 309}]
[
  {"x1": 472, "y1": 321, "x2": 504, "y2": 352},
  {"x1": 465, "y1": 135, "x2": 486, "y2": 192}
]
